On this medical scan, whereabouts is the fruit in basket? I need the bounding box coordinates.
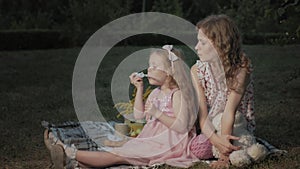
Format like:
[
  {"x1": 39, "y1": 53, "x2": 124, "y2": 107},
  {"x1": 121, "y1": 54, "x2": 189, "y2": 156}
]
[
  {"x1": 130, "y1": 131, "x2": 137, "y2": 137},
  {"x1": 136, "y1": 128, "x2": 141, "y2": 134}
]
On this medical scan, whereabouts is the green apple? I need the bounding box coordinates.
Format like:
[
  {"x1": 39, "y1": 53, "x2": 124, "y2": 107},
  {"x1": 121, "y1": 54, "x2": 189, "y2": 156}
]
[
  {"x1": 136, "y1": 128, "x2": 141, "y2": 134},
  {"x1": 130, "y1": 131, "x2": 136, "y2": 137}
]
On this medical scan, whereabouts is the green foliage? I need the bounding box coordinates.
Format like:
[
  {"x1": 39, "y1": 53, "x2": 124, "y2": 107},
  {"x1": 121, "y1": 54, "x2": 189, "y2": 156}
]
[
  {"x1": 218, "y1": 0, "x2": 271, "y2": 33},
  {"x1": 0, "y1": 29, "x2": 70, "y2": 50},
  {"x1": 151, "y1": 0, "x2": 183, "y2": 17},
  {"x1": 0, "y1": 0, "x2": 299, "y2": 45},
  {"x1": 0, "y1": 0, "x2": 68, "y2": 29},
  {"x1": 0, "y1": 0, "x2": 133, "y2": 45},
  {"x1": 9, "y1": 11, "x2": 55, "y2": 29},
  {"x1": 182, "y1": 0, "x2": 218, "y2": 24},
  {"x1": 217, "y1": 0, "x2": 300, "y2": 44},
  {"x1": 60, "y1": 0, "x2": 133, "y2": 45},
  {"x1": 67, "y1": 0, "x2": 132, "y2": 31}
]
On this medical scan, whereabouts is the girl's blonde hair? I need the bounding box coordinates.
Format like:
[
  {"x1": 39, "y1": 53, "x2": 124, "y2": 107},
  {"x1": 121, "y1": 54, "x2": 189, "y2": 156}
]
[
  {"x1": 196, "y1": 14, "x2": 251, "y2": 91},
  {"x1": 150, "y1": 47, "x2": 198, "y2": 129},
  {"x1": 150, "y1": 47, "x2": 188, "y2": 90}
]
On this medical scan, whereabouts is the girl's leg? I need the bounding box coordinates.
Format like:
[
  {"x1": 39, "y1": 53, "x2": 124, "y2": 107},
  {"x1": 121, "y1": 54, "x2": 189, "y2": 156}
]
[
  {"x1": 49, "y1": 132, "x2": 129, "y2": 167},
  {"x1": 76, "y1": 150, "x2": 129, "y2": 167}
]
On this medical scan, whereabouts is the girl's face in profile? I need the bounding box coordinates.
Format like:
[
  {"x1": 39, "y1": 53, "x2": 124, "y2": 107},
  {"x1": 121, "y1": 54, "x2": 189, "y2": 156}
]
[
  {"x1": 195, "y1": 29, "x2": 218, "y2": 62},
  {"x1": 147, "y1": 53, "x2": 168, "y2": 86}
]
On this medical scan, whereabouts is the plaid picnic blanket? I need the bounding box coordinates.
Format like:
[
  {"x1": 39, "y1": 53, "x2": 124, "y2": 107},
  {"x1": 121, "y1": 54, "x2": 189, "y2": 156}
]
[
  {"x1": 42, "y1": 121, "x2": 98, "y2": 151},
  {"x1": 256, "y1": 137, "x2": 287, "y2": 156},
  {"x1": 42, "y1": 121, "x2": 287, "y2": 169},
  {"x1": 42, "y1": 120, "x2": 164, "y2": 169},
  {"x1": 42, "y1": 120, "x2": 122, "y2": 152}
]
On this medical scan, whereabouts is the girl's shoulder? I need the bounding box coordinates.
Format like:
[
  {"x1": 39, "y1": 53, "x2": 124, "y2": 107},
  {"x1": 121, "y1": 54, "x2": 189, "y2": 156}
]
[
  {"x1": 191, "y1": 60, "x2": 207, "y2": 71},
  {"x1": 191, "y1": 61, "x2": 207, "y2": 78},
  {"x1": 191, "y1": 64, "x2": 198, "y2": 72},
  {"x1": 191, "y1": 62, "x2": 200, "y2": 75},
  {"x1": 236, "y1": 67, "x2": 251, "y2": 84},
  {"x1": 231, "y1": 67, "x2": 252, "y2": 93}
]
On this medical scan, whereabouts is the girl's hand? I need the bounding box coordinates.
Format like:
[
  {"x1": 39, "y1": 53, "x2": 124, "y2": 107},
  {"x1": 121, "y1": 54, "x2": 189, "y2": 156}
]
[
  {"x1": 129, "y1": 72, "x2": 143, "y2": 89},
  {"x1": 211, "y1": 134, "x2": 241, "y2": 156},
  {"x1": 145, "y1": 102, "x2": 162, "y2": 119}
]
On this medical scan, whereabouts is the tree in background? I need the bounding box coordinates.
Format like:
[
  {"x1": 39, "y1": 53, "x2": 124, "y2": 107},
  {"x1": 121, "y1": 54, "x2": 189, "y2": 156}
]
[
  {"x1": 0, "y1": 0, "x2": 298, "y2": 46},
  {"x1": 271, "y1": 0, "x2": 300, "y2": 44},
  {"x1": 61, "y1": 0, "x2": 133, "y2": 45},
  {"x1": 0, "y1": 0, "x2": 68, "y2": 29},
  {"x1": 217, "y1": 0, "x2": 299, "y2": 44},
  {"x1": 182, "y1": 0, "x2": 218, "y2": 24},
  {"x1": 151, "y1": 0, "x2": 183, "y2": 17}
]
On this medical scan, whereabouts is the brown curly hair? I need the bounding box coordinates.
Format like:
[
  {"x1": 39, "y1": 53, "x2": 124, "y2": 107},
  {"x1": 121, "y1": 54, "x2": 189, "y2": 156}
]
[{"x1": 196, "y1": 14, "x2": 251, "y2": 91}]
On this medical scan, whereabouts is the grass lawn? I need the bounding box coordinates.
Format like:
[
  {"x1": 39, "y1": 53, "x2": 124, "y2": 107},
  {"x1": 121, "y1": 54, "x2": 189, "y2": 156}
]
[{"x1": 0, "y1": 45, "x2": 299, "y2": 168}]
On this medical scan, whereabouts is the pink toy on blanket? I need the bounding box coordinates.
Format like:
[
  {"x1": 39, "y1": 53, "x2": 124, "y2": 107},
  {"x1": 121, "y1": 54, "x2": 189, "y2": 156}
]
[{"x1": 190, "y1": 134, "x2": 213, "y2": 159}]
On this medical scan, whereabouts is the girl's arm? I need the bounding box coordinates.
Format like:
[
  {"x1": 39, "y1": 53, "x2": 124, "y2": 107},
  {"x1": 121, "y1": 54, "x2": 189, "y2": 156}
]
[
  {"x1": 146, "y1": 87, "x2": 198, "y2": 134},
  {"x1": 145, "y1": 91, "x2": 181, "y2": 133},
  {"x1": 190, "y1": 65, "x2": 214, "y2": 137},
  {"x1": 133, "y1": 85, "x2": 145, "y2": 119},
  {"x1": 221, "y1": 68, "x2": 250, "y2": 137},
  {"x1": 129, "y1": 73, "x2": 146, "y2": 120},
  {"x1": 191, "y1": 65, "x2": 240, "y2": 155},
  {"x1": 157, "y1": 90, "x2": 193, "y2": 134}
]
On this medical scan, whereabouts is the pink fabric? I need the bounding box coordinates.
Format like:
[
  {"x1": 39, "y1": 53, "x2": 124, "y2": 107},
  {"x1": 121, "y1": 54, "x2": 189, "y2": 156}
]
[
  {"x1": 111, "y1": 88, "x2": 199, "y2": 168},
  {"x1": 190, "y1": 134, "x2": 213, "y2": 159}
]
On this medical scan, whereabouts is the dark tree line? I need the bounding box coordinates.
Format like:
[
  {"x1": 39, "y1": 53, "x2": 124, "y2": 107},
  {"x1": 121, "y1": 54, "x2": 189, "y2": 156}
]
[{"x1": 0, "y1": 0, "x2": 299, "y2": 46}]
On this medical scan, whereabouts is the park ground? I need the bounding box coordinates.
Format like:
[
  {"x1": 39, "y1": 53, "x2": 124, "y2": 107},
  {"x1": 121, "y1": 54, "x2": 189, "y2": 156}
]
[{"x1": 0, "y1": 45, "x2": 299, "y2": 169}]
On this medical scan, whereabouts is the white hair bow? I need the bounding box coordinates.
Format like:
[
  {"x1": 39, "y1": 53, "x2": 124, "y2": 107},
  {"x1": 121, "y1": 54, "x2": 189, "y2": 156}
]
[
  {"x1": 162, "y1": 45, "x2": 178, "y2": 74},
  {"x1": 162, "y1": 45, "x2": 179, "y2": 62}
]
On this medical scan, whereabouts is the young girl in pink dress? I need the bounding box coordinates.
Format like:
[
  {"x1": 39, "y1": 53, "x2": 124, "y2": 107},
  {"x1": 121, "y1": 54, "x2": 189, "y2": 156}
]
[
  {"x1": 49, "y1": 45, "x2": 199, "y2": 168},
  {"x1": 189, "y1": 15, "x2": 256, "y2": 168}
]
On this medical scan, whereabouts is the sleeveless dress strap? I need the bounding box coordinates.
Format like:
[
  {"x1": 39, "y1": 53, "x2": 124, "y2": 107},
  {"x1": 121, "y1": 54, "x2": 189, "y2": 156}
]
[{"x1": 166, "y1": 88, "x2": 179, "y2": 110}]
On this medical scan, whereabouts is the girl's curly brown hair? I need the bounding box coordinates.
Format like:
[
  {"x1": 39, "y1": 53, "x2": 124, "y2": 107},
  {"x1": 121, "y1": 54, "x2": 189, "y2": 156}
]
[{"x1": 196, "y1": 14, "x2": 251, "y2": 92}]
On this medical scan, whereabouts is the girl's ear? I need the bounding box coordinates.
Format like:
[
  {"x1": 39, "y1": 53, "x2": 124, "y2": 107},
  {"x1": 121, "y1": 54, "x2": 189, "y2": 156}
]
[
  {"x1": 166, "y1": 75, "x2": 172, "y2": 83},
  {"x1": 167, "y1": 76, "x2": 177, "y2": 88}
]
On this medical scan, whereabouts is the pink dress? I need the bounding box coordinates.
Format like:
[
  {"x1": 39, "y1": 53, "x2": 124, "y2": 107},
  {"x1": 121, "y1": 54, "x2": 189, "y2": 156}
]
[
  {"x1": 111, "y1": 88, "x2": 199, "y2": 168},
  {"x1": 190, "y1": 60, "x2": 255, "y2": 159}
]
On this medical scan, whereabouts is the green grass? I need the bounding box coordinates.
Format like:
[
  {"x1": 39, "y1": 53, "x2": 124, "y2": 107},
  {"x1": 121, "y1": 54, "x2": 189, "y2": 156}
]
[{"x1": 0, "y1": 45, "x2": 299, "y2": 168}]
